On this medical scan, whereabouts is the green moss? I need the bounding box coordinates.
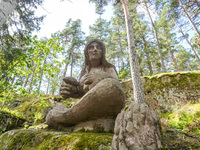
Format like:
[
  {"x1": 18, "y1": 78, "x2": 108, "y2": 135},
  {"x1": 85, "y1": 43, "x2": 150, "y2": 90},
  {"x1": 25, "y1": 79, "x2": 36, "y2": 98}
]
[
  {"x1": 0, "y1": 129, "x2": 40, "y2": 150},
  {"x1": 0, "y1": 130, "x2": 113, "y2": 150},
  {"x1": 161, "y1": 129, "x2": 200, "y2": 149},
  {"x1": 124, "y1": 105, "x2": 130, "y2": 111},
  {"x1": 0, "y1": 111, "x2": 25, "y2": 134},
  {"x1": 62, "y1": 97, "x2": 77, "y2": 108},
  {"x1": 160, "y1": 102, "x2": 200, "y2": 133},
  {"x1": 1, "y1": 95, "x2": 52, "y2": 124}
]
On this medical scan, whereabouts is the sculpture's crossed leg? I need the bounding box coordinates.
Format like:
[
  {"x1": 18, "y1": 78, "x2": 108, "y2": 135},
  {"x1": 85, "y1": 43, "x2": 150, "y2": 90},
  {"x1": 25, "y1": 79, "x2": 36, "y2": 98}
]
[{"x1": 46, "y1": 78, "x2": 125, "y2": 128}]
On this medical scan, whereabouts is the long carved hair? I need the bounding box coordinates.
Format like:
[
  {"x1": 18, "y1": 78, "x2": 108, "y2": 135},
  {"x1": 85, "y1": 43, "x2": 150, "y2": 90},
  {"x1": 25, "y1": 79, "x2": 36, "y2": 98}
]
[{"x1": 79, "y1": 39, "x2": 117, "y2": 80}]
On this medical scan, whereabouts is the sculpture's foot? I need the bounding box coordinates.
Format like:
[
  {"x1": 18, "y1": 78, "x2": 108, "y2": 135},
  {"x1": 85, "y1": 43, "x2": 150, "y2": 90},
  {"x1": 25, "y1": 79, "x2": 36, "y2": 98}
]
[{"x1": 46, "y1": 103, "x2": 70, "y2": 127}]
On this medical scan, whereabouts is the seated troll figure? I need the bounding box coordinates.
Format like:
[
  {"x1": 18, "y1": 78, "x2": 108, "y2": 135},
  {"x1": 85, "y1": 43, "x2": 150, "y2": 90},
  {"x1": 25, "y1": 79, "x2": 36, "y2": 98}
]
[{"x1": 46, "y1": 39, "x2": 125, "y2": 127}]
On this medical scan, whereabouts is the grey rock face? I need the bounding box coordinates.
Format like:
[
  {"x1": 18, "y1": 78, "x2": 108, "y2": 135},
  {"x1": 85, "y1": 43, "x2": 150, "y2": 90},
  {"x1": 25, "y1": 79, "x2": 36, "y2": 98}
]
[{"x1": 111, "y1": 103, "x2": 162, "y2": 150}]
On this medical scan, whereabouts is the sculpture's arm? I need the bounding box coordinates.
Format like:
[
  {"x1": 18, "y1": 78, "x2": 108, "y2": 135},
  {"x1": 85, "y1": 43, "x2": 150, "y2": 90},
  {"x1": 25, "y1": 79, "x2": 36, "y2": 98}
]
[{"x1": 105, "y1": 67, "x2": 118, "y2": 79}]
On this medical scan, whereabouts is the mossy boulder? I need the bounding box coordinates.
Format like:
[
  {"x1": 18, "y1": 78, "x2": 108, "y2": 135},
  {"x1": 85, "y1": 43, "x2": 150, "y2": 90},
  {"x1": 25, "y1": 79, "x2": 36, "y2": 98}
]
[
  {"x1": 0, "y1": 111, "x2": 25, "y2": 134},
  {"x1": 122, "y1": 71, "x2": 200, "y2": 112},
  {"x1": 0, "y1": 94, "x2": 77, "y2": 134},
  {"x1": 0, "y1": 129, "x2": 113, "y2": 150}
]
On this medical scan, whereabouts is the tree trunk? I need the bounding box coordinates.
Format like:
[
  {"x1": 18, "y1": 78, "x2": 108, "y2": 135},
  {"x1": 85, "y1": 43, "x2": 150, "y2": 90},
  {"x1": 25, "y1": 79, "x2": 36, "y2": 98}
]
[
  {"x1": 118, "y1": 29, "x2": 124, "y2": 69},
  {"x1": 23, "y1": 74, "x2": 31, "y2": 89},
  {"x1": 117, "y1": 56, "x2": 120, "y2": 72},
  {"x1": 141, "y1": 32, "x2": 153, "y2": 75},
  {"x1": 46, "y1": 76, "x2": 50, "y2": 95},
  {"x1": 11, "y1": 75, "x2": 16, "y2": 85},
  {"x1": 61, "y1": 52, "x2": 72, "y2": 84},
  {"x1": 194, "y1": 0, "x2": 200, "y2": 8},
  {"x1": 29, "y1": 65, "x2": 36, "y2": 94},
  {"x1": 164, "y1": 36, "x2": 180, "y2": 71},
  {"x1": 188, "y1": 62, "x2": 193, "y2": 71},
  {"x1": 37, "y1": 69, "x2": 44, "y2": 94},
  {"x1": 194, "y1": 39, "x2": 200, "y2": 48},
  {"x1": 168, "y1": 46, "x2": 180, "y2": 71},
  {"x1": 70, "y1": 55, "x2": 73, "y2": 77},
  {"x1": 0, "y1": 0, "x2": 17, "y2": 27},
  {"x1": 143, "y1": 0, "x2": 166, "y2": 73},
  {"x1": 170, "y1": 13, "x2": 200, "y2": 64},
  {"x1": 111, "y1": 1, "x2": 162, "y2": 149},
  {"x1": 37, "y1": 59, "x2": 46, "y2": 94},
  {"x1": 178, "y1": 0, "x2": 200, "y2": 38},
  {"x1": 122, "y1": 0, "x2": 145, "y2": 104}
]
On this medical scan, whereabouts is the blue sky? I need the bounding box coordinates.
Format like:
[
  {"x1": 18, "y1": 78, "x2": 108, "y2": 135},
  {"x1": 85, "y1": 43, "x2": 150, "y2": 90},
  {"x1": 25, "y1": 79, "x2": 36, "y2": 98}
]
[{"x1": 34, "y1": 0, "x2": 113, "y2": 38}]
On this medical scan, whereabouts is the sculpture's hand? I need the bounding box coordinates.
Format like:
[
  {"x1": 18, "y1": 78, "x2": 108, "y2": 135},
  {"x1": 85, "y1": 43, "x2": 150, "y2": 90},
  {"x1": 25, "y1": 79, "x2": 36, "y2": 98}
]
[{"x1": 60, "y1": 77, "x2": 79, "y2": 98}]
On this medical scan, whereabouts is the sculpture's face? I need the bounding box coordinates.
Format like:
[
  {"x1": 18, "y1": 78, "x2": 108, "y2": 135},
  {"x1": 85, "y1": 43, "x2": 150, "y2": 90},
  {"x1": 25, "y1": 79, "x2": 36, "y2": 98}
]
[{"x1": 88, "y1": 42, "x2": 102, "y2": 62}]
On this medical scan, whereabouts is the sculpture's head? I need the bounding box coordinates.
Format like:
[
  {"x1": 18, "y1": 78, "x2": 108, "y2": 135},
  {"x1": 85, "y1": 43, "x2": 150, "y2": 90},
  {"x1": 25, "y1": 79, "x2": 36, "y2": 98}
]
[
  {"x1": 79, "y1": 38, "x2": 117, "y2": 79},
  {"x1": 84, "y1": 39, "x2": 107, "y2": 67}
]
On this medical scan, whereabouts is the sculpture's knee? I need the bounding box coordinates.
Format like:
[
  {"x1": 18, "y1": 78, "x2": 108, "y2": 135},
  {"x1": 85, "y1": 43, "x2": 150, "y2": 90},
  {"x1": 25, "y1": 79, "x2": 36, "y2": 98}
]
[{"x1": 46, "y1": 104, "x2": 70, "y2": 126}]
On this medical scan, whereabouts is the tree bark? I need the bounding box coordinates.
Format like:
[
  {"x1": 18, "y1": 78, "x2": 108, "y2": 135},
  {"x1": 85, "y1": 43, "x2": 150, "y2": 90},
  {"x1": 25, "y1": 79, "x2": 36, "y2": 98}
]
[
  {"x1": 122, "y1": 0, "x2": 145, "y2": 104},
  {"x1": 0, "y1": 0, "x2": 17, "y2": 27},
  {"x1": 143, "y1": 0, "x2": 167, "y2": 73},
  {"x1": 29, "y1": 65, "x2": 36, "y2": 94},
  {"x1": 23, "y1": 74, "x2": 31, "y2": 88},
  {"x1": 37, "y1": 59, "x2": 47, "y2": 94},
  {"x1": 141, "y1": 32, "x2": 153, "y2": 75},
  {"x1": 11, "y1": 75, "x2": 16, "y2": 85},
  {"x1": 168, "y1": 46, "x2": 180, "y2": 71},
  {"x1": 70, "y1": 55, "x2": 73, "y2": 77},
  {"x1": 170, "y1": 13, "x2": 200, "y2": 64},
  {"x1": 194, "y1": 0, "x2": 200, "y2": 8},
  {"x1": 61, "y1": 52, "x2": 72, "y2": 85},
  {"x1": 178, "y1": 0, "x2": 200, "y2": 38},
  {"x1": 118, "y1": 29, "x2": 125, "y2": 70},
  {"x1": 164, "y1": 36, "x2": 180, "y2": 71},
  {"x1": 37, "y1": 69, "x2": 44, "y2": 94},
  {"x1": 46, "y1": 76, "x2": 50, "y2": 95}
]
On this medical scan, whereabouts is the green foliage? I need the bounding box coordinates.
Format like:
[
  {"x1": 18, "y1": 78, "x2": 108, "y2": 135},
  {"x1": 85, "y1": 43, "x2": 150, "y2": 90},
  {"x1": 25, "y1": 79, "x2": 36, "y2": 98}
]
[
  {"x1": 0, "y1": 34, "x2": 64, "y2": 95},
  {"x1": 119, "y1": 68, "x2": 130, "y2": 80}
]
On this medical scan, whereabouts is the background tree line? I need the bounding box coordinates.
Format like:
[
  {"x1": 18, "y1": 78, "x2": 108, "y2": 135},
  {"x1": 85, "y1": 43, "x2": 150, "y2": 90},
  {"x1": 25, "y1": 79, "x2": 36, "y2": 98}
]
[{"x1": 0, "y1": 0, "x2": 200, "y2": 96}]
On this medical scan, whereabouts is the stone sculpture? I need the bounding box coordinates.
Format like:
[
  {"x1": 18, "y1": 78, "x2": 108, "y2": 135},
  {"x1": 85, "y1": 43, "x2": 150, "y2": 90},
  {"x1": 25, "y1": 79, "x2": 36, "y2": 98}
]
[{"x1": 46, "y1": 39, "x2": 125, "y2": 131}]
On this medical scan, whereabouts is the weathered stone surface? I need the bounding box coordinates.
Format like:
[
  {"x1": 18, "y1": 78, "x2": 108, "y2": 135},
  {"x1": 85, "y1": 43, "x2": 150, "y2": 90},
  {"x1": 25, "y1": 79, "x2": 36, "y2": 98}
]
[
  {"x1": 46, "y1": 78, "x2": 125, "y2": 127},
  {"x1": 111, "y1": 103, "x2": 162, "y2": 150},
  {"x1": 0, "y1": 129, "x2": 113, "y2": 150},
  {"x1": 45, "y1": 103, "x2": 70, "y2": 127}
]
